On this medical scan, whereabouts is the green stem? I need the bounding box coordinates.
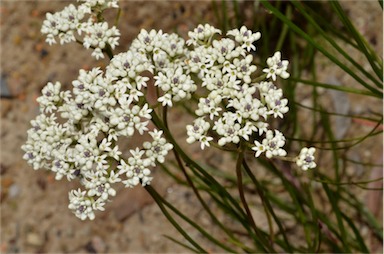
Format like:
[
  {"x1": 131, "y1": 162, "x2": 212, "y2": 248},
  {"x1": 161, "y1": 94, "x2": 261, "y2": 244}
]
[
  {"x1": 150, "y1": 109, "x2": 268, "y2": 251},
  {"x1": 145, "y1": 185, "x2": 206, "y2": 253},
  {"x1": 236, "y1": 144, "x2": 274, "y2": 252},
  {"x1": 103, "y1": 43, "x2": 114, "y2": 60},
  {"x1": 275, "y1": 5, "x2": 291, "y2": 52},
  {"x1": 150, "y1": 110, "x2": 248, "y2": 219},
  {"x1": 242, "y1": 159, "x2": 293, "y2": 252},
  {"x1": 289, "y1": 77, "x2": 381, "y2": 98},
  {"x1": 162, "y1": 107, "x2": 247, "y2": 252},
  {"x1": 114, "y1": 7, "x2": 122, "y2": 27}
]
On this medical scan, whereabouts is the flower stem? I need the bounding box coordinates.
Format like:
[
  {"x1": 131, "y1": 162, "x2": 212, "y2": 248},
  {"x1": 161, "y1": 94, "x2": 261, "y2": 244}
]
[
  {"x1": 162, "y1": 106, "x2": 252, "y2": 252},
  {"x1": 103, "y1": 43, "x2": 114, "y2": 60},
  {"x1": 144, "y1": 185, "x2": 206, "y2": 253},
  {"x1": 150, "y1": 109, "x2": 268, "y2": 251},
  {"x1": 236, "y1": 143, "x2": 274, "y2": 252},
  {"x1": 242, "y1": 159, "x2": 294, "y2": 252}
]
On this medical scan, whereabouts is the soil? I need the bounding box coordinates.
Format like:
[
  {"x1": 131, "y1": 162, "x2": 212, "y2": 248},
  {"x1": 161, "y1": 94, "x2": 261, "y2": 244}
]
[{"x1": 0, "y1": 1, "x2": 382, "y2": 253}]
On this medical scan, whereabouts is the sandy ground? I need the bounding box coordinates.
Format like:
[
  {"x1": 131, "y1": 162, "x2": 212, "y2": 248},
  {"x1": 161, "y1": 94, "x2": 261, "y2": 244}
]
[{"x1": 0, "y1": 1, "x2": 382, "y2": 253}]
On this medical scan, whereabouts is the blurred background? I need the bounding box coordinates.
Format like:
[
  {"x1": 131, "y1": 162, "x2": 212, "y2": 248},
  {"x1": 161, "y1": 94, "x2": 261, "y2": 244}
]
[{"x1": 0, "y1": 1, "x2": 382, "y2": 253}]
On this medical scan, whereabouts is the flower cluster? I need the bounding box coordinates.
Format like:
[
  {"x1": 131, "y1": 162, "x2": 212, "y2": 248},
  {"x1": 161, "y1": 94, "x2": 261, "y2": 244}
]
[
  {"x1": 182, "y1": 25, "x2": 291, "y2": 160},
  {"x1": 22, "y1": 50, "x2": 175, "y2": 221},
  {"x1": 41, "y1": 0, "x2": 120, "y2": 59},
  {"x1": 129, "y1": 29, "x2": 197, "y2": 107},
  {"x1": 25, "y1": 5, "x2": 318, "y2": 219}
]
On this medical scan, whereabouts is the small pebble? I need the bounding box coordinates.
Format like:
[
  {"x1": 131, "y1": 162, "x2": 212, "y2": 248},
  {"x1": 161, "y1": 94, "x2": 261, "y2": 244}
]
[
  {"x1": 26, "y1": 233, "x2": 44, "y2": 247},
  {"x1": 8, "y1": 184, "x2": 20, "y2": 199},
  {"x1": 0, "y1": 75, "x2": 12, "y2": 98},
  {"x1": 92, "y1": 236, "x2": 107, "y2": 253}
]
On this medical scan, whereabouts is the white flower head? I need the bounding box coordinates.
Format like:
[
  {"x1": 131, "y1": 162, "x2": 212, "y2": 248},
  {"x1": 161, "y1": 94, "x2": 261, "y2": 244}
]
[
  {"x1": 154, "y1": 67, "x2": 196, "y2": 106},
  {"x1": 36, "y1": 81, "x2": 68, "y2": 113},
  {"x1": 41, "y1": 1, "x2": 120, "y2": 58},
  {"x1": 82, "y1": 22, "x2": 120, "y2": 59},
  {"x1": 263, "y1": 51, "x2": 290, "y2": 81},
  {"x1": 186, "y1": 24, "x2": 221, "y2": 46},
  {"x1": 252, "y1": 130, "x2": 287, "y2": 158},
  {"x1": 227, "y1": 26, "x2": 261, "y2": 51},
  {"x1": 187, "y1": 117, "x2": 210, "y2": 144},
  {"x1": 143, "y1": 129, "x2": 173, "y2": 163},
  {"x1": 296, "y1": 147, "x2": 316, "y2": 170},
  {"x1": 68, "y1": 188, "x2": 104, "y2": 220},
  {"x1": 26, "y1": 20, "x2": 300, "y2": 221}
]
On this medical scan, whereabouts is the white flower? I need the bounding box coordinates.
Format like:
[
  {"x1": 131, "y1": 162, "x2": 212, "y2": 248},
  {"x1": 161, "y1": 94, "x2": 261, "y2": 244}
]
[
  {"x1": 199, "y1": 135, "x2": 214, "y2": 150},
  {"x1": 296, "y1": 147, "x2": 316, "y2": 170},
  {"x1": 160, "y1": 33, "x2": 186, "y2": 57},
  {"x1": 143, "y1": 129, "x2": 173, "y2": 163},
  {"x1": 186, "y1": 48, "x2": 215, "y2": 75},
  {"x1": 36, "y1": 81, "x2": 65, "y2": 113},
  {"x1": 82, "y1": 22, "x2": 120, "y2": 59},
  {"x1": 132, "y1": 29, "x2": 166, "y2": 53},
  {"x1": 22, "y1": 114, "x2": 70, "y2": 171},
  {"x1": 41, "y1": 2, "x2": 118, "y2": 48},
  {"x1": 195, "y1": 92, "x2": 222, "y2": 120},
  {"x1": 68, "y1": 188, "x2": 102, "y2": 220},
  {"x1": 117, "y1": 149, "x2": 153, "y2": 188},
  {"x1": 230, "y1": 83, "x2": 256, "y2": 100},
  {"x1": 26, "y1": 21, "x2": 300, "y2": 221},
  {"x1": 227, "y1": 26, "x2": 261, "y2": 51},
  {"x1": 264, "y1": 130, "x2": 287, "y2": 158},
  {"x1": 252, "y1": 140, "x2": 266, "y2": 157},
  {"x1": 213, "y1": 112, "x2": 242, "y2": 146},
  {"x1": 255, "y1": 121, "x2": 269, "y2": 135},
  {"x1": 203, "y1": 73, "x2": 241, "y2": 98},
  {"x1": 186, "y1": 24, "x2": 221, "y2": 46},
  {"x1": 78, "y1": 0, "x2": 119, "y2": 13},
  {"x1": 263, "y1": 51, "x2": 290, "y2": 81},
  {"x1": 106, "y1": 51, "x2": 153, "y2": 79},
  {"x1": 154, "y1": 67, "x2": 196, "y2": 105},
  {"x1": 252, "y1": 130, "x2": 287, "y2": 158},
  {"x1": 227, "y1": 95, "x2": 261, "y2": 123},
  {"x1": 85, "y1": 173, "x2": 118, "y2": 201},
  {"x1": 41, "y1": 12, "x2": 62, "y2": 45},
  {"x1": 211, "y1": 38, "x2": 239, "y2": 63},
  {"x1": 108, "y1": 145, "x2": 122, "y2": 161},
  {"x1": 186, "y1": 118, "x2": 211, "y2": 145},
  {"x1": 232, "y1": 55, "x2": 257, "y2": 83},
  {"x1": 91, "y1": 47, "x2": 104, "y2": 60},
  {"x1": 51, "y1": 159, "x2": 74, "y2": 181},
  {"x1": 158, "y1": 93, "x2": 173, "y2": 107}
]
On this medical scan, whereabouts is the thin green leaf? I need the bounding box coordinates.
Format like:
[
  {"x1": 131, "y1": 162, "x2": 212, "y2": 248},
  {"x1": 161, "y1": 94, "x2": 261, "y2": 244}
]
[
  {"x1": 163, "y1": 235, "x2": 200, "y2": 253},
  {"x1": 243, "y1": 160, "x2": 293, "y2": 252},
  {"x1": 293, "y1": 100, "x2": 381, "y2": 122},
  {"x1": 341, "y1": 212, "x2": 370, "y2": 253},
  {"x1": 289, "y1": 77, "x2": 381, "y2": 98},
  {"x1": 292, "y1": 1, "x2": 382, "y2": 87},
  {"x1": 330, "y1": 1, "x2": 383, "y2": 82},
  {"x1": 145, "y1": 185, "x2": 207, "y2": 253},
  {"x1": 302, "y1": 183, "x2": 320, "y2": 252},
  {"x1": 260, "y1": 0, "x2": 382, "y2": 96},
  {"x1": 321, "y1": 182, "x2": 351, "y2": 252},
  {"x1": 146, "y1": 185, "x2": 237, "y2": 253},
  {"x1": 300, "y1": 2, "x2": 359, "y2": 50},
  {"x1": 232, "y1": 0, "x2": 242, "y2": 28}
]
